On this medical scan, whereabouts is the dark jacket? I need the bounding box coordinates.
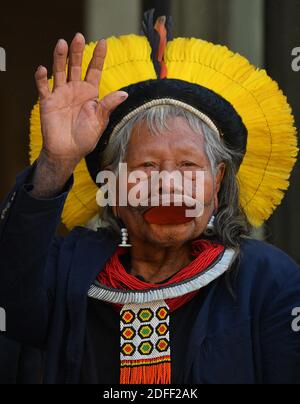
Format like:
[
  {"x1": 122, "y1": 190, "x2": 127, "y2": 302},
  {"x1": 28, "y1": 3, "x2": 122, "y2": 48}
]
[
  {"x1": 0, "y1": 336, "x2": 42, "y2": 384},
  {"x1": 0, "y1": 165, "x2": 300, "y2": 384}
]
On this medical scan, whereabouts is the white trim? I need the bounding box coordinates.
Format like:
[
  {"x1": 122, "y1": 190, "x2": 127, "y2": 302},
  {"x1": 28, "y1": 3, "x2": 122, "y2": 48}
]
[
  {"x1": 88, "y1": 248, "x2": 236, "y2": 305},
  {"x1": 109, "y1": 98, "x2": 222, "y2": 143}
]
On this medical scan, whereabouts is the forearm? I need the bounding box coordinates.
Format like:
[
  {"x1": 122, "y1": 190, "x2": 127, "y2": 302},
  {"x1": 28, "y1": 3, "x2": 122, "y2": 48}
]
[{"x1": 31, "y1": 150, "x2": 78, "y2": 199}]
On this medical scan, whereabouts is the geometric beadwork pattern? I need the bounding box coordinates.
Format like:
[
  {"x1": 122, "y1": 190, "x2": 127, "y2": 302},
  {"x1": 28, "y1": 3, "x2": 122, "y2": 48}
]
[
  {"x1": 137, "y1": 308, "x2": 154, "y2": 323},
  {"x1": 156, "y1": 338, "x2": 169, "y2": 353},
  {"x1": 120, "y1": 300, "x2": 171, "y2": 364},
  {"x1": 121, "y1": 342, "x2": 136, "y2": 356},
  {"x1": 156, "y1": 307, "x2": 168, "y2": 321},
  {"x1": 122, "y1": 327, "x2": 136, "y2": 340},
  {"x1": 138, "y1": 341, "x2": 154, "y2": 355},
  {"x1": 138, "y1": 325, "x2": 154, "y2": 339},
  {"x1": 121, "y1": 310, "x2": 135, "y2": 325},
  {"x1": 156, "y1": 323, "x2": 168, "y2": 336}
]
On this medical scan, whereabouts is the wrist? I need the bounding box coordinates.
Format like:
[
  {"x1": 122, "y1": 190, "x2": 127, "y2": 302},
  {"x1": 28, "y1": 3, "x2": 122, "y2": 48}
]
[
  {"x1": 39, "y1": 149, "x2": 80, "y2": 172},
  {"x1": 30, "y1": 151, "x2": 76, "y2": 199}
]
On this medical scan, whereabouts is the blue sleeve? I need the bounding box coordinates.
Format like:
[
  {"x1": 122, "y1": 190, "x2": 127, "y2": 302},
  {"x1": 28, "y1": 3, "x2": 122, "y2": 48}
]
[
  {"x1": 0, "y1": 164, "x2": 73, "y2": 348},
  {"x1": 260, "y1": 254, "x2": 300, "y2": 384}
]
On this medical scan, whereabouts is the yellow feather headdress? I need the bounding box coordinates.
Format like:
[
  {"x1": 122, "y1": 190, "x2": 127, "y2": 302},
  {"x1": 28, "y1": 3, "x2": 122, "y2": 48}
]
[{"x1": 29, "y1": 28, "x2": 298, "y2": 230}]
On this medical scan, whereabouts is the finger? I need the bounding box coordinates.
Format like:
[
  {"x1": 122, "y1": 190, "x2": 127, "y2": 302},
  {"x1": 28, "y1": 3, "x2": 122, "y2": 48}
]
[
  {"x1": 85, "y1": 39, "x2": 107, "y2": 88},
  {"x1": 53, "y1": 39, "x2": 68, "y2": 89},
  {"x1": 67, "y1": 33, "x2": 85, "y2": 82},
  {"x1": 35, "y1": 66, "x2": 51, "y2": 100},
  {"x1": 98, "y1": 91, "x2": 128, "y2": 122}
]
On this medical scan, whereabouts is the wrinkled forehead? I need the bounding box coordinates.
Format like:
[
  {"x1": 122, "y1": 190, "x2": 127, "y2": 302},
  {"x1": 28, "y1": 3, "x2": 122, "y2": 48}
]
[{"x1": 125, "y1": 116, "x2": 207, "y2": 161}]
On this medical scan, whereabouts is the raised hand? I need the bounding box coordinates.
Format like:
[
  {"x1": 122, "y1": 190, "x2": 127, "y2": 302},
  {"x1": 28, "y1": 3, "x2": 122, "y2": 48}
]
[
  {"x1": 31, "y1": 33, "x2": 128, "y2": 198},
  {"x1": 35, "y1": 33, "x2": 128, "y2": 164}
]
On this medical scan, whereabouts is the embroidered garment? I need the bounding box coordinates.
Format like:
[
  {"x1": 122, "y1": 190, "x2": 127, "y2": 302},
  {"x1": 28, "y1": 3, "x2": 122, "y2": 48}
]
[{"x1": 88, "y1": 240, "x2": 236, "y2": 384}]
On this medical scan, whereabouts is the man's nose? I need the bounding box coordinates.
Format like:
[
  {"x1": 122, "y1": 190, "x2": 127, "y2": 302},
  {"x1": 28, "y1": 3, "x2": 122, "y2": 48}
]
[
  {"x1": 157, "y1": 164, "x2": 183, "y2": 195},
  {"x1": 160, "y1": 160, "x2": 177, "y2": 172}
]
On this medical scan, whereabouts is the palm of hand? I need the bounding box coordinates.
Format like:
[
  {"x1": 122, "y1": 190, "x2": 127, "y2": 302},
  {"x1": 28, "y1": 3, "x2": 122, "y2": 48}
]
[
  {"x1": 40, "y1": 81, "x2": 101, "y2": 158},
  {"x1": 35, "y1": 34, "x2": 128, "y2": 162}
]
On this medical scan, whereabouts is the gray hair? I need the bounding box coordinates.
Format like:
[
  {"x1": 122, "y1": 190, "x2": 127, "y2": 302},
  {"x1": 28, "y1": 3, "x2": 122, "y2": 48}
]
[{"x1": 93, "y1": 105, "x2": 251, "y2": 248}]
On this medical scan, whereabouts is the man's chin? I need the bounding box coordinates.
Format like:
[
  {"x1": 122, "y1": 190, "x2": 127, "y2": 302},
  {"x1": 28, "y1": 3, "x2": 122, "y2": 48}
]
[{"x1": 146, "y1": 221, "x2": 197, "y2": 246}]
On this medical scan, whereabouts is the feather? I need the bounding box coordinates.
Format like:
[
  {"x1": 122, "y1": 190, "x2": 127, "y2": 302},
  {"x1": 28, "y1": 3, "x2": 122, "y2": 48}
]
[
  {"x1": 141, "y1": 9, "x2": 160, "y2": 77},
  {"x1": 141, "y1": 9, "x2": 173, "y2": 78},
  {"x1": 154, "y1": 16, "x2": 167, "y2": 78}
]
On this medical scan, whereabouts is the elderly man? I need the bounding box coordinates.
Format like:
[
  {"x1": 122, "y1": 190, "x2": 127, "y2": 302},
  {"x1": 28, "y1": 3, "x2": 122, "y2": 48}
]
[{"x1": 0, "y1": 12, "x2": 300, "y2": 384}]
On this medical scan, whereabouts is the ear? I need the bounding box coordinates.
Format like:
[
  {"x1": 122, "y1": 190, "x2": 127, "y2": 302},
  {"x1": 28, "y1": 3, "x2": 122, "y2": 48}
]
[{"x1": 214, "y1": 163, "x2": 226, "y2": 211}]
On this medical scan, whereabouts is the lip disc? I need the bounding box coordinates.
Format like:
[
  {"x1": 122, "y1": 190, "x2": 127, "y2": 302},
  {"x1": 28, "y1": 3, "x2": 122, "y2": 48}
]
[{"x1": 143, "y1": 205, "x2": 193, "y2": 225}]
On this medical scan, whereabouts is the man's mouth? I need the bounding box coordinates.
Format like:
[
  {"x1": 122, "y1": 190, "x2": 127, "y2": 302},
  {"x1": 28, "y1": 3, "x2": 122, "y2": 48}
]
[
  {"x1": 129, "y1": 194, "x2": 202, "y2": 225},
  {"x1": 143, "y1": 205, "x2": 194, "y2": 225}
]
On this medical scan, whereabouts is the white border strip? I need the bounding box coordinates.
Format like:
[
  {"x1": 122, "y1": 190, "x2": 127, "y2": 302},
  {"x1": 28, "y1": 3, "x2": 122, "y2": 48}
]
[{"x1": 110, "y1": 98, "x2": 222, "y2": 143}]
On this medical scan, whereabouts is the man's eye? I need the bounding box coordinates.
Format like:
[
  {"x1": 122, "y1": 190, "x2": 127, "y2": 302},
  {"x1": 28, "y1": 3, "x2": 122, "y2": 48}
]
[
  {"x1": 181, "y1": 161, "x2": 196, "y2": 167},
  {"x1": 142, "y1": 162, "x2": 156, "y2": 168}
]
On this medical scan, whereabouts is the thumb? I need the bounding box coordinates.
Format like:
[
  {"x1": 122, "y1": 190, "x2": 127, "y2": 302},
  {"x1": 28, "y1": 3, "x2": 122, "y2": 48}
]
[{"x1": 98, "y1": 91, "x2": 128, "y2": 123}]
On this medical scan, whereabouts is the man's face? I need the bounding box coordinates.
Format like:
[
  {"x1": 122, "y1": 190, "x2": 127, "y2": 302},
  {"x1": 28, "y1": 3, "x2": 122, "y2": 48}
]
[{"x1": 114, "y1": 117, "x2": 224, "y2": 247}]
